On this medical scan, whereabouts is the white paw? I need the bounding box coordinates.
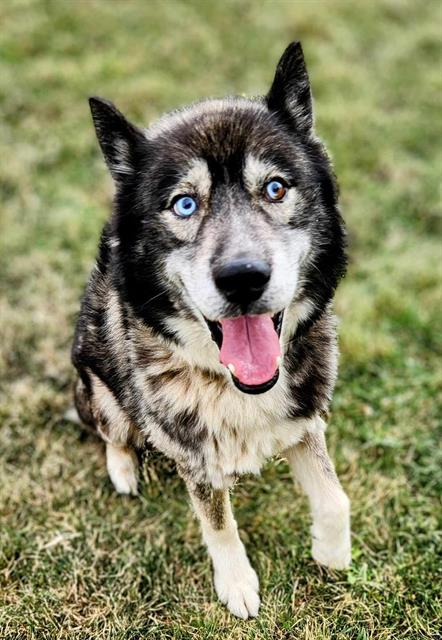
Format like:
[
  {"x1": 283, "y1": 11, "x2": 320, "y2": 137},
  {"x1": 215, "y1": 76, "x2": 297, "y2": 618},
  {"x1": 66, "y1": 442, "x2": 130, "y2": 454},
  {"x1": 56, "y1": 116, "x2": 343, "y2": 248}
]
[
  {"x1": 213, "y1": 553, "x2": 260, "y2": 619},
  {"x1": 311, "y1": 492, "x2": 351, "y2": 570},
  {"x1": 312, "y1": 536, "x2": 351, "y2": 570},
  {"x1": 106, "y1": 444, "x2": 139, "y2": 496}
]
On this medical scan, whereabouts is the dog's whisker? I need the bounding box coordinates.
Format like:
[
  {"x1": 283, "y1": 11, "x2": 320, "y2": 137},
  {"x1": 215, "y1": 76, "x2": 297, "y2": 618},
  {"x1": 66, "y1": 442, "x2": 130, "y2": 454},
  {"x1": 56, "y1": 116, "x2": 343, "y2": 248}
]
[{"x1": 139, "y1": 291, "x2": 166, "y2": 311}]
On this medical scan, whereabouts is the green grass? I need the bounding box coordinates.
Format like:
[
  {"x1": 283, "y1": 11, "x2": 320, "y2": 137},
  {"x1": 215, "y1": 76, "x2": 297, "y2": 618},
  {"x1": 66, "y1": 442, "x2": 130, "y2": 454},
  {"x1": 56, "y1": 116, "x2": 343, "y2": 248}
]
[{"x1": 1, "y1": 0, "x2": 441, "y2": 638}]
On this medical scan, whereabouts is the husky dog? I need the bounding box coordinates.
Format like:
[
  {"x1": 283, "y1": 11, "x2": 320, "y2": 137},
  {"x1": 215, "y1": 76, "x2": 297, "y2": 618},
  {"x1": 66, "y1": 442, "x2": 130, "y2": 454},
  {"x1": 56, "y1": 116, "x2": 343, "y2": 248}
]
[{"x1": 72, "y1": 42, "x2": 350, "y2": 619}]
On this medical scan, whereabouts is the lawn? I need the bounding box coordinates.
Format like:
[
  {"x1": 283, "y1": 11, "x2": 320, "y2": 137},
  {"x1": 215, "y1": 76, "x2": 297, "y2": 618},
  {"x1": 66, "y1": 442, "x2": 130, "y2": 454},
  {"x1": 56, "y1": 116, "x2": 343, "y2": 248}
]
[{"x1": 0, "y1": 0, "x2": 441, "y2": 638}]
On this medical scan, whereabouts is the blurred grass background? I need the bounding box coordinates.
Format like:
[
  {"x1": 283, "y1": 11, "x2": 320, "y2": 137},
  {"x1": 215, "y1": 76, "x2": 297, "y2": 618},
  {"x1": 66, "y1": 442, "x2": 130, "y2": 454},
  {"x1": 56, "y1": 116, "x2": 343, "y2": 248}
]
[{"x1": 0, "y1": 1, "x2": 441, "y2": 638}]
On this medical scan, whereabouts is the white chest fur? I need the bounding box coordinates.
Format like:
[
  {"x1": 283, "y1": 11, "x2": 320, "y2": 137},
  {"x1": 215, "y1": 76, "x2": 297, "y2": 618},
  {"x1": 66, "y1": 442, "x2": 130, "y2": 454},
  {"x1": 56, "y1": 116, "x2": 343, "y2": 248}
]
[
  {"x1": 137, "y1": 355, "x2": 320, "y2": 488},
  {"x1": 202, "y1": 412, "x2": 316, "y2": 488},
  {"x1": 130, "y1": 316, "x2": 324, "y2": 488}
]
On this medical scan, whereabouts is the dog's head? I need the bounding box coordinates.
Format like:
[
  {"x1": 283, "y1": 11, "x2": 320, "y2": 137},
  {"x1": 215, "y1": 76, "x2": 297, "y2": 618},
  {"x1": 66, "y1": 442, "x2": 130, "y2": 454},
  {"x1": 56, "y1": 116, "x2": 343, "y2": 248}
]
[{"x1": 89, "y1": 42, "x2": 346, "y2": 394}]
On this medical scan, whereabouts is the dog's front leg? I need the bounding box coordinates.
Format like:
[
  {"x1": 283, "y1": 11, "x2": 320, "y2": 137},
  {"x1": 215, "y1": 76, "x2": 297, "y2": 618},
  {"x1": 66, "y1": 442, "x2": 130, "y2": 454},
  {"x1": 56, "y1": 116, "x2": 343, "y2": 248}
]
[
  {"x1": 285, "y1": 423, "x2": 351, "y2": 569},
  {"x1": 183, "y1": 478, "x2": 260, "y2": 619}
]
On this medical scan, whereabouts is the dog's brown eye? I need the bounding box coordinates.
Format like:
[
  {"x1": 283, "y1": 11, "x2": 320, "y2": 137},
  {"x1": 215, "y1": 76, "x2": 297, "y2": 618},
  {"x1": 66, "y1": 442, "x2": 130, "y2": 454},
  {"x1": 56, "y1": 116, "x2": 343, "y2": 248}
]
[{"x1": 265, "y1": 180, "x2": 287, "y2": 202}]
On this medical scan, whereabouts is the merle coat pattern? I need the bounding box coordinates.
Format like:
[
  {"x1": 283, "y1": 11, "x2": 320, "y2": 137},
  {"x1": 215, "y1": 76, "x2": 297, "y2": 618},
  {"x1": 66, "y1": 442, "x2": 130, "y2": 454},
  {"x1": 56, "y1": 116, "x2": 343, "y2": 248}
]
[{"x1": 72, "y1": 42, "x2": 351, "y2": 619}]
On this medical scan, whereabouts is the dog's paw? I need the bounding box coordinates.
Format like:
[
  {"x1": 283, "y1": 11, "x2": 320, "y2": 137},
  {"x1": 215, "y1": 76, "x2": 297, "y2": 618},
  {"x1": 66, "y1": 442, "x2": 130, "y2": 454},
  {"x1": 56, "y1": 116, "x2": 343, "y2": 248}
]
[
  {"x1": 214, "y1": 558, "x2": 260, "y2": 619},
  {"x1": 106, "y1": 444, "x2": 139, "y2": 496},
  {"x1": 312, "y1": 536, "x2": 351, "y2": 570},
  {"x1": 311, "y1": 491, "x2": 351, "y2": 570}
]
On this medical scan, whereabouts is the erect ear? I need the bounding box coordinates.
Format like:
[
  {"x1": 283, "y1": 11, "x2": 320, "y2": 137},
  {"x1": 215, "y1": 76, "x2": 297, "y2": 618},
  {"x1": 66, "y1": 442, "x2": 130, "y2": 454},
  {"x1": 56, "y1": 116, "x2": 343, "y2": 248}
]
[
  {"x1": 266, "y1": 42, "x2": 313, "y2": 136},
  {"x1": 89, "y1": 96, "x2": 146, "y2": 182}
]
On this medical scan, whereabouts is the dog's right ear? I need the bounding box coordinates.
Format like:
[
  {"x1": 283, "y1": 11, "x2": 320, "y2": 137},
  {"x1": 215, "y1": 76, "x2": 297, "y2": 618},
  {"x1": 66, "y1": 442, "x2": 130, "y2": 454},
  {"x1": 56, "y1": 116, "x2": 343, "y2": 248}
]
[{"x1": 89, "y1": 97, "x2": 146, "y2": 183}]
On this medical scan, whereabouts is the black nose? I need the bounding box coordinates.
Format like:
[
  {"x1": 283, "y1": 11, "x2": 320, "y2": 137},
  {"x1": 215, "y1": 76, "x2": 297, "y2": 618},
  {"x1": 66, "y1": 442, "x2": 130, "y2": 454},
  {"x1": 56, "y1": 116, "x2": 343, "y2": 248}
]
[{"x1": 213, "y1": 258, "x2": 271, "y2": 305}]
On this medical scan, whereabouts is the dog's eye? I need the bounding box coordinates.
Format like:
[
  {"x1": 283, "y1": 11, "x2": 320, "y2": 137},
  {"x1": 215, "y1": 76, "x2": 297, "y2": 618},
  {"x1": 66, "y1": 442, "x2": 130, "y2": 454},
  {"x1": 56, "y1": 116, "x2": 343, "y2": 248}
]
[
  {"x1": 265, "y1": 180, "x2": 287, "y2": 202},
  {"x1": 173, "y1": 195, "x2": 198, "y2": 217}
]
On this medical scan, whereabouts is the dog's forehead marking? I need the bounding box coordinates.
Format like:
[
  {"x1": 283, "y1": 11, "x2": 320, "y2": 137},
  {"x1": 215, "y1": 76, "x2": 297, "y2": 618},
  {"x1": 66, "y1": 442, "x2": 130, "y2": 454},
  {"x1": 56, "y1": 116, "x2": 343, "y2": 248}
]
[
  {"x1": 169, "y1": 158, "x2": 212, "y2": 202},
  {"x1": 144, "y1": 98, "x2": 267, "y2": 141},
  {"x1": 243, "y1": 155, "x2": 291, "y2": 189}
]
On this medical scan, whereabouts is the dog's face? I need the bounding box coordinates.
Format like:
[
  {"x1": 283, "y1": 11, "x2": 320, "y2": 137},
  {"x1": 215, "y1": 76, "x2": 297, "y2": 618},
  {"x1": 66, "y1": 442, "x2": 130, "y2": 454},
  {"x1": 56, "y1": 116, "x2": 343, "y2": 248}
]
[{"x1": 90, "y1": 43, "x2": 346, "y2": 394}]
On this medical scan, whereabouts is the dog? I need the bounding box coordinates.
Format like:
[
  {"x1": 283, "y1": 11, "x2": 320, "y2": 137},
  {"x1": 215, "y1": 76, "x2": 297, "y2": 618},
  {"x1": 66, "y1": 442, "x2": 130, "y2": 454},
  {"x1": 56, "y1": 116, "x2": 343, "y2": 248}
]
[{"x1": 71, "y1": 41, "x2": 351, "y2": 619}]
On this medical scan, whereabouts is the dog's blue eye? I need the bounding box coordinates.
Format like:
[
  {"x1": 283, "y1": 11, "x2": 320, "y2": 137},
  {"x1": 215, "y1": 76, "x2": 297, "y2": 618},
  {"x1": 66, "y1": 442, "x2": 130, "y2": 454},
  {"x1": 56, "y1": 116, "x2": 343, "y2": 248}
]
[
  {"x1": 173, "y1": 196, "x2": 198, "y2": 217},
  {"x1": 265, "y1": 180, "x2": 287, "y2": 202}
]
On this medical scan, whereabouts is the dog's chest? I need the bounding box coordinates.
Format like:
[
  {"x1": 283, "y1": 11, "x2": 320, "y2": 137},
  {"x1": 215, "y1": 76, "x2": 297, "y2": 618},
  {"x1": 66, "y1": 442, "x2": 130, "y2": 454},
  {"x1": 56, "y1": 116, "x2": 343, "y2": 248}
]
[
  {"x1": 138, "y1": 359, "x2": 309, "y2": 487},
  {"x1": 201, "y1": 411, "x2": 308, "y2": 488}
]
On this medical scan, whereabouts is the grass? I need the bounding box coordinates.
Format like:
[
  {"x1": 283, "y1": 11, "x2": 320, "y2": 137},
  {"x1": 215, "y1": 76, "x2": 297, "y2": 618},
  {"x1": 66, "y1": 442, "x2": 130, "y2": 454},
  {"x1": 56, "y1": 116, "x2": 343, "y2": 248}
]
[{"x1": 0, "y1": 0, "x2": 441, "y2": 638}]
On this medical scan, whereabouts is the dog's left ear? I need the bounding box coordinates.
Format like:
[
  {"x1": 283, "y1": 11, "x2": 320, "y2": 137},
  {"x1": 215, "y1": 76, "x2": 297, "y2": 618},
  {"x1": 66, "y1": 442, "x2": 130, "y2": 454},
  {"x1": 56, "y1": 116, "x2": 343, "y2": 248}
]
[{"x1": 267, "y1": 42, "x2": 313, "y2": 136}]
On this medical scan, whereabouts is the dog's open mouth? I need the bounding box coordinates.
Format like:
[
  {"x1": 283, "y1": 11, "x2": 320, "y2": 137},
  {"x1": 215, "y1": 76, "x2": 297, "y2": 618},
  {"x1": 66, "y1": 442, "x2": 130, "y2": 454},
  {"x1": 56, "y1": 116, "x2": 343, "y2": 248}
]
[{"x1": 206, "y1": 312, "x2": 284, "y2": 394}]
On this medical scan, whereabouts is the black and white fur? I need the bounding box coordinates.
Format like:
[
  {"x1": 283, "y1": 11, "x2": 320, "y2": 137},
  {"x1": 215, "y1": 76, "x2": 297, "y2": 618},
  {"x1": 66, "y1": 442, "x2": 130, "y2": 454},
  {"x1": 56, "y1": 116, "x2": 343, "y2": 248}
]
[{"x1": 72, "y1": 42, "x2": 350, "y2": 619}]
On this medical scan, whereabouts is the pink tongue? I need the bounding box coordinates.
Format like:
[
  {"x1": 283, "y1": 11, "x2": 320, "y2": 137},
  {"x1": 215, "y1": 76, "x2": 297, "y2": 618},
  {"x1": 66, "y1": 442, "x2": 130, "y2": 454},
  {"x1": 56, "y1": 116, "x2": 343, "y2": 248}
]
[{"x1": 219, "y1": 315, "x2": 281, "y2": 386}]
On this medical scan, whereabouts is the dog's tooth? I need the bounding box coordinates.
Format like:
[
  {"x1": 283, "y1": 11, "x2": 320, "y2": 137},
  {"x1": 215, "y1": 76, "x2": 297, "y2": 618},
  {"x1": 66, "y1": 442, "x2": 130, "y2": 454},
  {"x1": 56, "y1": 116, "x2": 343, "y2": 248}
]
[
  {"x1": 276, "y1": 356, "x2": 282, "y2": 368},
  {"x1": 227, "y1": 363, "x2": 236, "y2": 374}
]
